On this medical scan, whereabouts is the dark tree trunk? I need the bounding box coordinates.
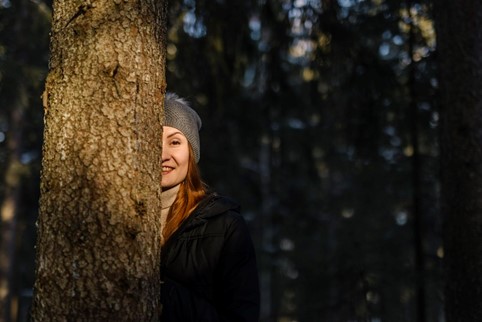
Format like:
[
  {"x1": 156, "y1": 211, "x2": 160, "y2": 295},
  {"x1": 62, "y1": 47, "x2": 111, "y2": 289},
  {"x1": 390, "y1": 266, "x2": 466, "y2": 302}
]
[
  {"x1": 0, "y1": 1, "x2": 46, "y2": 320},
  {"x1": 435, "y1": 0, "x2": 482, "y2": 320},
  {"x1": 0, "y1": 94, "x2": 24, "y2": 322},
  {"x1": 406, "y1": 1, "x2": 426, "y2": 321}
]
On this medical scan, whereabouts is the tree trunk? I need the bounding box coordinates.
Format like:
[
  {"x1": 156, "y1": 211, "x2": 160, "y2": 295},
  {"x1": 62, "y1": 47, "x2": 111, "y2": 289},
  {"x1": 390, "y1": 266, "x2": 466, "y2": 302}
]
[
  {"x1": 32, "y1": 0, "x2": 167, "y2": 320},
  {"x1": 1, "y1": 0, "x2": 47, "y2": 320},
  {"x1": 406, "y1": 2, "x2": 426, "y2": 321},
  {"x1": 435, "y1": 0, "x2": 482, "y2": 320},
  {"x1": 0, "y1": 105, "x2": 24, "y2": 322}
]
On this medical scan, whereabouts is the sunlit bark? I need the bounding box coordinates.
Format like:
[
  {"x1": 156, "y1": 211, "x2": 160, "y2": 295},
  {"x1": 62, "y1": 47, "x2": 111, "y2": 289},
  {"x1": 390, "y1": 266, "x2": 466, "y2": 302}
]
[{"x1": 32, "y1": 0, "x2": 167, "y2": 320}]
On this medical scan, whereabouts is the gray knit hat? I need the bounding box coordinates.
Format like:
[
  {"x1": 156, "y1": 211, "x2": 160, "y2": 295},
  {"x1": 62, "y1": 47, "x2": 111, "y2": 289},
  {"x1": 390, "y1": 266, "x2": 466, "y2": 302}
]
[{"x1": 164, "y1": 92, "x2": 202, "y2": 163}]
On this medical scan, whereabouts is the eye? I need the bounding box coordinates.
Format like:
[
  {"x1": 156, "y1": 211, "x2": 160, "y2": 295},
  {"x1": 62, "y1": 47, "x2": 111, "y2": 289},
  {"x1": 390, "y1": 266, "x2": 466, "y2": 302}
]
[{"x1": 170, "y1": 139, "x2": 182, "y2": 146}]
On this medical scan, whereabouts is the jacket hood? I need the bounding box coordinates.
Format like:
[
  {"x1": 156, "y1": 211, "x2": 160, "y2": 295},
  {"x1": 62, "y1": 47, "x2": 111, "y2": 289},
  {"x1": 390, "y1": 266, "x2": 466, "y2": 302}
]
[
  {"x1": 160, "y1": 192, "x2": 243, "y2": 265},
  {"x1": 195, "y1": 193, "x2": 240, "y2": 218},
  {"x1": 183, "y1": 193, "x2": 240, "y2": 230}
]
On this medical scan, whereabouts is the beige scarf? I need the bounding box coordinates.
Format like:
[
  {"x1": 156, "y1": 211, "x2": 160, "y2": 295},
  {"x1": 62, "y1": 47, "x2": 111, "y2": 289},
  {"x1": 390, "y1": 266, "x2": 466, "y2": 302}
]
[{"x1": 160, "y1": 184, "x2": 180, "y2": 244}]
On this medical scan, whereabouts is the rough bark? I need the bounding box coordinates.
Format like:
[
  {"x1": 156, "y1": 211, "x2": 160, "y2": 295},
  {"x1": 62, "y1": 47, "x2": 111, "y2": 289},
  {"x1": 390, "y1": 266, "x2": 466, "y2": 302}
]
[
  {"x1": 435, "y1": 0, "x2": 482, "y2": 320},
  {"x1": 32, "y1": 0, "x2": 166, "y2": 321}
]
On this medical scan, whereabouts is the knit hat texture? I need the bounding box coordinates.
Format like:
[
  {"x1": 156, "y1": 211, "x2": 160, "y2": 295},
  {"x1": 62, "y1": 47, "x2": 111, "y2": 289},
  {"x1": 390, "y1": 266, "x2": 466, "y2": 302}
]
[{"x1": 164, "y1": 92, "x2": 202, "y2": 163}]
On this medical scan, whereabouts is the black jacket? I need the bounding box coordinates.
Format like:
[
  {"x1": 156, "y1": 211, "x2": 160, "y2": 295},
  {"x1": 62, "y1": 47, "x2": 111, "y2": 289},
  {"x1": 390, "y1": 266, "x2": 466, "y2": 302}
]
[{"x1": 160, "y1": 193, "x2": 260, "y2": 322}]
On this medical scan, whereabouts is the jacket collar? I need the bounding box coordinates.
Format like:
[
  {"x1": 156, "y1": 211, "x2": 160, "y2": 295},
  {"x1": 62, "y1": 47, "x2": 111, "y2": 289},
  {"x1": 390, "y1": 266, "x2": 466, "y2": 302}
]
[
  {"x1": 160, "y1": 192, "x2": 240, "y2": 264},
  {"x1": 182, "y1": 192, "x2": 240, "y2": 230}
]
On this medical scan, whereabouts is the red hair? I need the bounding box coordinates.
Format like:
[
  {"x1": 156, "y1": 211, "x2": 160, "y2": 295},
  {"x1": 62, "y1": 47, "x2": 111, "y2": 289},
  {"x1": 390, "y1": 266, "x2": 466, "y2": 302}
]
[{"x1": 162, "y1": 144, "x2": 207, "y2": 244}]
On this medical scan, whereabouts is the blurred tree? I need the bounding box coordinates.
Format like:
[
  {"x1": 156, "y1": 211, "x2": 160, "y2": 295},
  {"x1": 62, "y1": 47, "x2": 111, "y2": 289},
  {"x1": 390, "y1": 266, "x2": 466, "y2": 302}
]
[
  {"x1": 31, "y1": 0, "x2": 166, "y2": 320},
  {"x1": 0, "y1": 1, "x2": 50, "y2": 321},
  {"x1": 166, "y1": 0, "x2": 441, "y2": 321},
  {"x1": 0, "y1": 0, "x2": 446, "y2": 320},
  {"x1": 435, "y1": 0, "x2": 482, "y2": 320}
]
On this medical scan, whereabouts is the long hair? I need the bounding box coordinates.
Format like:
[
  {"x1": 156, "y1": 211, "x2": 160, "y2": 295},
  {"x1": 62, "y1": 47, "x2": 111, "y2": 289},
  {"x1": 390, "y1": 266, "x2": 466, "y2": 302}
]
[{"x1": 163, "y1": 144, "x2": 207, "y2": 244}]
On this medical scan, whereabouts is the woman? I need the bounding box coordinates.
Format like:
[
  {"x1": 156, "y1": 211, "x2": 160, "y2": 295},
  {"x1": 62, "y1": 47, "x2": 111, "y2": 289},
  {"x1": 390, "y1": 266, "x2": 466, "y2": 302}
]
[{"x1": 160, "y1": 93, "x2": 260, "y2": 321}]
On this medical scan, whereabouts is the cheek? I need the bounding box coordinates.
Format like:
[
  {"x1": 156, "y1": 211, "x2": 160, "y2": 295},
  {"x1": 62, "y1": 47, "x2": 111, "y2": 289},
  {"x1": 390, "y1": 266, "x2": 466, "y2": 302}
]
[
  {"x1": 181, "y1": 154, "x2": 190, "y2": 172},
  {"x1": 177, "y1": 147, "x2": 190, "y2": 177},
  {"x1": 181, "y1": 150, "x2": 190, "y2": 167}
]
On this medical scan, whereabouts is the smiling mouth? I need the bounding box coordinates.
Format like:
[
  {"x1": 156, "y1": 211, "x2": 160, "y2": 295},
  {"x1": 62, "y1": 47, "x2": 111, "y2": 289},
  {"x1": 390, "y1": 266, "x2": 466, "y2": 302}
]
[{"x1": 162, "y1": 166, "x2": 174, "y2": 173}]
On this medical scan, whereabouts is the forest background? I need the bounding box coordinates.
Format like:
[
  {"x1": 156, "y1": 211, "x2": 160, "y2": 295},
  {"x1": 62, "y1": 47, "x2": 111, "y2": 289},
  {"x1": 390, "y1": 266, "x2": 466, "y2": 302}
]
[{"x1": 0, "y1": 0, "x2": 450, "y2": 321}]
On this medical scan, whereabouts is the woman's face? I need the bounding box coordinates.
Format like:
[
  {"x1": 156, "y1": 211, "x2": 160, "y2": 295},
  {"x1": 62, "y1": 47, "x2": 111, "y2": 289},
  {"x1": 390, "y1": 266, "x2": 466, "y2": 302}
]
[{"x1": 162, "y1": 126, "x2": 190, "y2": 190}]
